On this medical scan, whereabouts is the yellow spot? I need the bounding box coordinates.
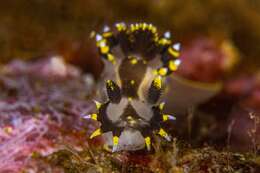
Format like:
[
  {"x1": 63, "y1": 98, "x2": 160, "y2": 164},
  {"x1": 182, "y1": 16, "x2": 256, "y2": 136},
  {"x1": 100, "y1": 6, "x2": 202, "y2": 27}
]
[
  {"x1": 153, "y1": 76, "x2": 162, "y2": 89},
  {"x1": 162, "y1": 114, "x2": 169, "y2": 121},
  {"x1": 102, "y1": 32, "x2": 113, "y2": 38},
  {"x1": 3, "y1": 126, "x2": 13, "y2": 134},
  {"x1": 113, "y1": 136, "x2": 119, "y2": 145},
  {"x1": 130, "y1": 58, "x2": 138, "y2": 65},
  {"x1": 154, "y1": 35, "x2": 159, "y2": 42},
  {"x1": 107, "y1": 54, "x2": 115, "y2": 63},
  {"x1": 91, "y1": 113, "x2": 98, "y2": 120},
  {"x1": 168, "y1": 47, "x2": 180, "y2": 57},
  {"x1": 127, "y1": 116, "x2": 136, "y2": 125},
  {"x1": 90, "y1": 128, "x2": 102, "y2": 139},
  {"x1": 130, "y1": 80, "x2": 135, "y2": 85},
  {"x1": 159, "y1": 102, "x2": 165, "y2": 110},
  {"x1": 158, "y1": 128, "x2": 168, "y2": 138},
  {"x1": 112, "y1": 136, "x2": 120, "y2": 152},
  {"x1": 142, "y1": 23, "x2": 147, "y2": 30},
  {"x1": 151, "y1": 27, "x2": 157, "y2": 34},
  {"x1": 116, "y1": 23, "x2": 126, "y2": 31},
  {"x1": 106, "y1": 80, "x2": 114, "y2": 90},
  {"x1": 158, "y1": 68, "x2": 168, "y2": 76},
  {"x1": 148, "y1": 24, "x2": 154, "y2": 31},
  {"x1": 100, "y1": 46, "x2": 109, "y2": 54},
  {"x1": 130, "y1": 24, "x2": 136, "y2": 32},
  {"x1": 127, "y1": 116, "x2": 133, "y2": 120},
  {"x1": 136, "y1": 23, "x2": 140, "y2": 30},
  {"x1": 158, "y1": 38, "x2": 171, "y2": 45},
  {"x1": 145, "y1": 137, "x2": 151, "y2": 151},
  {"x1": 94, "y1": 101, "x2": 101, "y2": 110},
  {"x1": 169, "y1": 60, "x2": 178, "y2": 71},
  {"x1": 128, "y1": 97, "x2": 132, "y2": 101},
  {"x1": 153, "y1": 70, "x2": 158, "y2": 75},
  {"x1": 96, "y1": 39, "x2": 106, "y2": 47}
]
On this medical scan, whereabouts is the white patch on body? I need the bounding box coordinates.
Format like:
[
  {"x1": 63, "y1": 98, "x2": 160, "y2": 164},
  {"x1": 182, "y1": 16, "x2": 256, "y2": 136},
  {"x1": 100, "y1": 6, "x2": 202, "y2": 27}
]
[
  {"x1": 106, "y1": 98, "x2": 128, "y2": 123},
  {"x1": 103, "y1": 128, "x2": 145, "y2": 151},
  {"x1": 137, "y1": 67, "x2": 156, "y2": 101},
  {"x1": 130, "y1": 99, "x2": 153, "y2": 121}
]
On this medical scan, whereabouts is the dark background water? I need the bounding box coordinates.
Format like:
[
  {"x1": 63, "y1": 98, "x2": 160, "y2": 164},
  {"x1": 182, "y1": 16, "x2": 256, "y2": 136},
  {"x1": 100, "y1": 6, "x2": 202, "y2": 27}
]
[{"x1": 0, "y1": 0, "x2": 260, "y2": 72}]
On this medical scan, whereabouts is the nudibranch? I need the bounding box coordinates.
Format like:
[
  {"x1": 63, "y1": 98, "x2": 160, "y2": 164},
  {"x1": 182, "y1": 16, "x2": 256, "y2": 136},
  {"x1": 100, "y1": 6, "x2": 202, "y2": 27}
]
[{"x1": 85, "y1": 22, "x2": 181, "y2": 152}]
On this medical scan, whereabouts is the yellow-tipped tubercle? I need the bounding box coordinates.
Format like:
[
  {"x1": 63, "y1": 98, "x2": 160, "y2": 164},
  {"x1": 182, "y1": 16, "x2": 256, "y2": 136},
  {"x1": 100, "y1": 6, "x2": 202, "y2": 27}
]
[
  {"x1": 112, "y1": 136, "x2": 119, "y2": 152},
  {"x1": 94, "y1": 101, "x2": 101, "y2": 110},
  {"x1": 102, "y1": 32, "x2": 113, "y2": 38},
  {"x1": 162, "y1": 114, "x2": 169, "y2": 121},
  {"x1": 158, "y1": 68, "x2": 168, "y2": 76},
  {"x1": 168, "y1": 47, "x2": 180, "y2": 57},
  {"x1": 153, "y1": 76, "x2": 162, "y2": 89},
  {"x1": 162, "y1": 114, "x2": 176, "y2": 121},
  {"x1": 158, "y1": 128, "x2": 170, "y2": 141},
  {"x1": 159, "y1": 102, "x2": 165, "y2": 110},
  {"x1": 169, "y1": 60, "x2": 178, "y2": 71},
  {"x1": 145, "y1": 136, "x2": 151, "y2": 151},
  {"x1": 130, "y1": 58, "x2": 138, "y2": 65},
  {"x1": 113, "y1": 136, "x2": 119, "y2": 145},
  {"x1": 106, "y1": 80, "x2": 115, "y2": 90},
  {"x1": 100, "y1": 46, "x2": 109, "y2": 54},
  {"x1": 90, "y1": 128, "x2": 102, "y2": 139},
  {"x1": 91, "y1": 113, "x2": 98, "y2": 120},
  {"x1": 116, "y1": 23, "x2": 126, "y2": 31},
  {"x1": 107, "y1": 54, "x2": 115, "y2": 63}
]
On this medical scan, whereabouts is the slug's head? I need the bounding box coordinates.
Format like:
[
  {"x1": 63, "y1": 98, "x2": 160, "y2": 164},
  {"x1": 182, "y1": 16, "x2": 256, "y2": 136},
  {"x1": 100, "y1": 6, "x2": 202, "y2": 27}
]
[{"x1": 85, "y1": 23, "x2": 181, "y2": 152}]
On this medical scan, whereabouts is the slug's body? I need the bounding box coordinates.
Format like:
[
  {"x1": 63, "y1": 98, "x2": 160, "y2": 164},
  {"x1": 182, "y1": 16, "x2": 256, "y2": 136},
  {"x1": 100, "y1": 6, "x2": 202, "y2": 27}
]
[{"x1": 85, "y1": 23, "x2": 181, "y2": 152}]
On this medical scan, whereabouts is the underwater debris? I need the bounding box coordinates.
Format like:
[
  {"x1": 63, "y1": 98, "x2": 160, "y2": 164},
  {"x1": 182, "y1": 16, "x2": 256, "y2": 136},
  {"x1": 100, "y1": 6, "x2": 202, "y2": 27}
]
[{"x1": 44, "y1": 141, "x2": 260, "y2": 173}]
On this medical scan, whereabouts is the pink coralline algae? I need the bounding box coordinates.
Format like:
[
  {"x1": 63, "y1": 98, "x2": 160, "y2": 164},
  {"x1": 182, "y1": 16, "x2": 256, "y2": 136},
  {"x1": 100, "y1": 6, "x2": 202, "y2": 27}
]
[
  {"x1": 0, "y1": 117, "x2": 49, "y2": 172},
  {"x1": 0, "y1": 57, "x2": 95, "y2": 172},
  {"x1": 177, "y1": 37, "x2": 238, "y2": 83}
]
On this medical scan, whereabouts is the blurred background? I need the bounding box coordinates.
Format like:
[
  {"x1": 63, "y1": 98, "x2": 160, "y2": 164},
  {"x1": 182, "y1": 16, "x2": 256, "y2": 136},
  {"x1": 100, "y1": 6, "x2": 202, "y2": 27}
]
[
  {"x1": 0, "y1": 0, "x2": 260, "y2": 151},
  {"x1": 0, "y1": 0, "x2": 260, "y2": 75},
  {"x1": 0, "y1": 1, "x2": 260, "y2": 172}
]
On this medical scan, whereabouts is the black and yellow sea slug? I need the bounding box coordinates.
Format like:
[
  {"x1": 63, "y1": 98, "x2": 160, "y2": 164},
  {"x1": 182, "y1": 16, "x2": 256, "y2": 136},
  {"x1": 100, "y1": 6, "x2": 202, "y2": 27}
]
[{"x1": 84, "y1": 22, "x2": 181, "y2": 152}]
